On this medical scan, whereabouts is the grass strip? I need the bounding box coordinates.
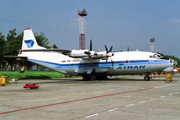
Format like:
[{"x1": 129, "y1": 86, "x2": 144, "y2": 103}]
[{"x1": 0, "y1": 71, "x2": 63, "y2": 80}]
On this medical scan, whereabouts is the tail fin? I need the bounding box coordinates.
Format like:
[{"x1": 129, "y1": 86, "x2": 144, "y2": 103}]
[{"x1": 22, "y1": 28, "x2": 45, "y2": 50}]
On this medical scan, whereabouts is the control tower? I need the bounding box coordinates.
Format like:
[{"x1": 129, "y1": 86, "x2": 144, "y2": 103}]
[
  {"x1": 150, "y1": 38, "x2": 155, "y2": 52},
  {"x1": 78, "y1": 9, "x2": 87, "y2": 50}
]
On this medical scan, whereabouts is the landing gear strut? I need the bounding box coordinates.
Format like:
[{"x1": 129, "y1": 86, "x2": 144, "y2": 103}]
[{"x1": 144, "y1": 74, "x2": 150, "y2": 81}]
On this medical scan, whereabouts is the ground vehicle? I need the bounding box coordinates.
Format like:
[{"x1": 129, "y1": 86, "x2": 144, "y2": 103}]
[{"x1": 23, "y1": 83, "x2": 39, "y2": 89}]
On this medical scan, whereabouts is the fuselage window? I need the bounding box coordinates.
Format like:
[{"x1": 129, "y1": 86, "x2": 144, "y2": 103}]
[
  {"x1": 67, "y1": 64, "x2": 68, "y2": 66},
  {"x1": 71, "y1": 64, "x2": 73, "y2": 66},
  {"x1": 150, "y1": 56, "x2": 152, "y2": 58},
  {"x1": 133, "y1": 60, "x2": 136, "y2": 63},
  {"x1": 126, "y1": 61, "x2": 129, "y2": 63}
]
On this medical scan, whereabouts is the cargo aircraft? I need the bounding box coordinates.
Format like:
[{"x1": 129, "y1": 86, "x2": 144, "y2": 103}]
[{"x1": 5, "y1": 28, "x2": 177, "y2": 80}]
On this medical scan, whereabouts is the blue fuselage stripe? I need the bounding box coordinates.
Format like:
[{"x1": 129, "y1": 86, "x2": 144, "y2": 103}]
[{"x1": 28, "y1": 58, "x2": 169, "y2": 69}]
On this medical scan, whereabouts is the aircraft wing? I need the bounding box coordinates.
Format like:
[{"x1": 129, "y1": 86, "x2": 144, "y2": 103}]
[
  {"x1": 19, "y1": 49, "x2": 112, "y2": 60},
  {"x1": 19, "y1": 49, "x2": 71, "y2": 54},
  {"x1": 82, "y1": 56, "x2": 107, "y2": 60}
]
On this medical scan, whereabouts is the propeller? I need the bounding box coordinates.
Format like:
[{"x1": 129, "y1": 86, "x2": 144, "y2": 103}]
[
  {"x1": 84, "y1": 39, "x2": 94, "y2": 68},
  {"x1": 84, "y1": 39, "x2": 97, "y2": 56},
  {"x1": 84, "y1": 39, "x2": 92, "y2": 55},
  {"x1": 104, "y1": 45, "x2": 114, "y2": 57},
  {"x1": 104, "y1": 45, "x2": 114, "y2": 67},
  {"x1": 105, "y1": 45, "x2": 112, "y2": 53}
]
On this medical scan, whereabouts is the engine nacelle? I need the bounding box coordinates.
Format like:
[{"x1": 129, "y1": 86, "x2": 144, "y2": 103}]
[
  {"x1": 68, "y1": 50, "x2": 89, "y2": 58},
  {"x1": 67, "y1": 50, "x2": 114, "y2": 58},
  {"x1": 67, "y1": 50, "x2": 98, "y2": 58},
  {"x1": 96, "y1": 51, "x2": 114, "y2": 57}
]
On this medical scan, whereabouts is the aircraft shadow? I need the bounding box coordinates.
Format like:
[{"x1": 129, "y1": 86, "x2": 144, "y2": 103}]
[{"x1": 21, "y1": 77, "x2": 166, "y2": 84}]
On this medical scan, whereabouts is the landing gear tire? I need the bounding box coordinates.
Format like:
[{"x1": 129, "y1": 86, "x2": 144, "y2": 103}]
[
  {"x1": 144, "y1": 75, "x2": 150, "y2": 81},
  {"x1": 83, "y1": 75, "x2": 91, "y2": 81}
]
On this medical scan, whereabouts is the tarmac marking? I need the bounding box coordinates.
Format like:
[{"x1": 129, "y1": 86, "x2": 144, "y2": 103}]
[
  {"x1": 168, "y1": 93, "x2": 173, "y2": 96},
  {"x1": 108, "y1": 108, "x2": 119, "y2": 112},
  {"x1": 76, "y1": 92, "x2": 176, "y2": 120},
  {"x1": 175, "y1": 92, "x2": 179, "y2": 94},
  {"x1": 0, "y1": 91, "x2": 83, "y2": 95},
  {"x1": 95, "y1": 90, "x2": 113, "y2": 94},
  {"x1": 34, "y1": 96, "x2": 67, "y2": 102},
  {"x1": 125, "y1": 104, "x2": 134, "y2": 107},
  {"x1": 139, "y1": 101, "x2": 146, "y2": 104},
  {"x1": 85, "y1": 114, "x2": 98, "y2": 118},
  {"x1": 115, "y1": 95, "x2": 131, "y2": 97},
  {"x1": 154, "y1": 84, "x2": 177, "y2": 89},
  {"x1": 0, "y1": 86, "x2": 153, "y2": 115},
  {"x1": 150, "y1": 98, "x2": 157, "y2": 100}
]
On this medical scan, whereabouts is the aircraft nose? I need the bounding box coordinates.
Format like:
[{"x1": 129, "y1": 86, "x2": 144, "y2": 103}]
[
  {"x1": 163, "y1": 66, "x2": 174, "y2": 72},
  {"x1": 172, "y1": 60, "x2": 177, "y2": 66},
  {"x1": 169, "y1": 59, "x2": 177, "y2": 67}
]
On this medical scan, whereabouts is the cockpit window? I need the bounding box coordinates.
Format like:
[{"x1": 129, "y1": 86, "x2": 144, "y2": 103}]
[
  {"x1": 150, "y1": 54, "x2": 161, "y2": 59},
  {"x1": 157, "y1": 54, "x2": 162, "y2": 58},
  {"x1": 170, "y1": 59, "x2": 173, "y2": 63}
]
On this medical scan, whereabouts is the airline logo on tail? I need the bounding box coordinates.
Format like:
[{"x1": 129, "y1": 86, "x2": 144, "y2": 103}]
[{"x1": 24, "y1": 40, "x2": 34, "y2": 48}]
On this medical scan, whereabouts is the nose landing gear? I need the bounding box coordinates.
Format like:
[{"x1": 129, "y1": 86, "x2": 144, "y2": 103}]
[{"x1": 144, "y1": 74, "x2": 150, "y2": 81}]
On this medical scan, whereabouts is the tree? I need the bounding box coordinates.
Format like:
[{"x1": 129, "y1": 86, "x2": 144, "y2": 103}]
[
  {"x1": 6, "y1": 29, "x2": 17, "y2": 42},
  {"x1": 0, "y1": 32, "x2": 6, "y2": 64},
  {"x1": 34, "y1": 32, "x2": 50, "y2": 48},
  {"x1": 52, "y1": 44, "x2": 58, "y2": 49},
  {"x1": 4, "y1": 29, "x2": 22, "y2": 69}
]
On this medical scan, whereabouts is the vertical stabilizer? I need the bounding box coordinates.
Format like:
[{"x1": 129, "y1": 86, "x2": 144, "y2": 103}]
[{"x1": 22, "y1": 28, "x2": 45, "y2": 50}]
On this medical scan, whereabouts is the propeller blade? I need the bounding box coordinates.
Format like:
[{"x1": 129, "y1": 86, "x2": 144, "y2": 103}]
[
  {"x1": 110, "y1": 57, "x2": 114, "y2": 68},
  {"x1": 104, "y1": 45, "x2": 109, "y2": 53},
  {"x1": 127, "y1": 46, "x2": 129, "y2": 51},
  {"x1": 90, "y1": 39, "x2": 92, "y2": 51},
  {"x1": 105, "y1": 58, "x2": 108, "y2": 64},
  {"x1": 109, "y1": 46, "x2": 113, "y2": 52}
]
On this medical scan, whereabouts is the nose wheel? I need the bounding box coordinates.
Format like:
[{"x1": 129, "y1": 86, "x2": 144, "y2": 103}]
[{"x1": 144, "y1": 74, "x2": 150, "y2": 81}]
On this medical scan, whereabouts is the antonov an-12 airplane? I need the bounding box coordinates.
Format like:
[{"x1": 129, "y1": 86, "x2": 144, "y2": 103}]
[{"x1": 6, "y1": 28, "x2": 177, "y2": 80}]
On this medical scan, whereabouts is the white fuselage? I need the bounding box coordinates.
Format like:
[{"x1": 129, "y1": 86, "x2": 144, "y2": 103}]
[{"x1": 18, "y1": 51, "x2": 174, "y2": 76}]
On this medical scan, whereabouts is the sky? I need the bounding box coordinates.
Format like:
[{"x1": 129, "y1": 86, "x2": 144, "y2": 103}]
[{"x1": 0, "y1": 0, "x2": 180, "y2": 57}]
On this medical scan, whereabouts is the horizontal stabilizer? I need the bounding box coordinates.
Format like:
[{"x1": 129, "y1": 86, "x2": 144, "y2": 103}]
[{"x1": 3, "y1": 56, "x2": 28, "y2": 59}]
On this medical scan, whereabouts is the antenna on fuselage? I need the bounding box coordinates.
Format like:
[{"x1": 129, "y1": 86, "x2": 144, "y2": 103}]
[{"x1": 127, "y1": 46, "x2": 129, "y2": 51}]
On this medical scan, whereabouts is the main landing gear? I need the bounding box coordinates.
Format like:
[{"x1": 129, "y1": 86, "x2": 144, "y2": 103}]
[
  {"x1": 82, "y1": 75, "x2": 108, "y2": 81},
  {"x1": 144, "y1": 74, "x2": 150, "y2": 81},
  {"x1": 83, "y1": 75, "x2": 91, "y2": 81}
]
